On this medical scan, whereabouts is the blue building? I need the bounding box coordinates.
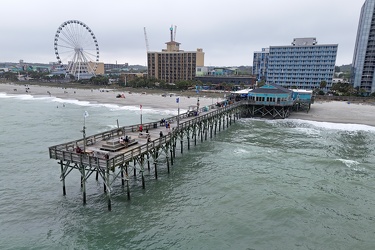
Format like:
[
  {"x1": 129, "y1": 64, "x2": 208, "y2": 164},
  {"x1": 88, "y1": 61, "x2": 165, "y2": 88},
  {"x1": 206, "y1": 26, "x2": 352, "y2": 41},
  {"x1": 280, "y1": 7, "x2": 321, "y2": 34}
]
[
  {"x1": 248, "y1": 83, "x2": 293, "y2": 106},
  {"x1": 264, "y1": 38, "x2": 338, "y2": 91},
  {"x1": 245, "y1": 83, "x2": 294, "y2": 118},
  {"x1": 252, "y1": 48, "x2": 269, "y2": 82},
  {"x1": 292, "y1": 89, "x2": 313, "y2": 103},
  {"x1": 351, "y1": 0, "x2": 375, "y2": 95}
]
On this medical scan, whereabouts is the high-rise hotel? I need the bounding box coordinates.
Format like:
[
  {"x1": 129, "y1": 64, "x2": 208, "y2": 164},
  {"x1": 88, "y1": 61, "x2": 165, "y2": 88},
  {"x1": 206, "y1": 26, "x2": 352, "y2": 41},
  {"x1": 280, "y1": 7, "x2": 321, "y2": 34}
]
[
  {"x1": 252, "y1": 48, "x2": 269, "y2": 82},
  {"x1": 352, "y1": 0, "x2": 375, "y2": 94},
  {"x1": 147, "y1": 27, "x2": 204, "y2": 83},
  {"x1": 262, "y1": 38, "x2": 338, "y2": 90}
]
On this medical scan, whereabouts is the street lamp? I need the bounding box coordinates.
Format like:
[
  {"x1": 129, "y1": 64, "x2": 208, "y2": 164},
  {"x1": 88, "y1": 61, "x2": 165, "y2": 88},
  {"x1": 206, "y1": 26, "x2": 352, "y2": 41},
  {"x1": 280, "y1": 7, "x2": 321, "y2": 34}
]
[
  {"x1": 176, "y1": 97, "x2": 180, "y2": 127},
  {"x1": 83, "y1": 111, "x2": 89, "y2": 153}
]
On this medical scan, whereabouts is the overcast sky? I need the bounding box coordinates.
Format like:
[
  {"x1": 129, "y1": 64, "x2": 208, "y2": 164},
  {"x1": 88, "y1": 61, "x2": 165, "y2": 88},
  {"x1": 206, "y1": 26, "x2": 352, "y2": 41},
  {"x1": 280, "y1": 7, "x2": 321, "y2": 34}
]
[{"x1": 0, "y1": 0, "x2": 365, "y2": 67}]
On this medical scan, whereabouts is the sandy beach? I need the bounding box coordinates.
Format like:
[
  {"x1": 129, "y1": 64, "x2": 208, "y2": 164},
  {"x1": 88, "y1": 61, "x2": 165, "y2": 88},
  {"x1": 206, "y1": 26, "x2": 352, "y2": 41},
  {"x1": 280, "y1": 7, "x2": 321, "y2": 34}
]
[
  {"x1": 1, "y1": 82, "x2": 375, "y2": 126},
  {"x1": 0, "y1": 82, "x2": 220, "y2": 110},
  {"x1": 289, "y1": 101, "x2": 375, "y2": 126}
]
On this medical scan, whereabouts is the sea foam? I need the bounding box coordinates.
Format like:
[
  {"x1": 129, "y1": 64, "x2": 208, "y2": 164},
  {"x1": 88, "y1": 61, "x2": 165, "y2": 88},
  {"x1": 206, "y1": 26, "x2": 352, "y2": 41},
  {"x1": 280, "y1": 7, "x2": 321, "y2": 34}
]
[
  {"x1": 0, "y1": 91, "x2": 178, "y2": 115},
  {"x1": 287, "y1": 119, "x2": 375, "y2": 132},
  {"x1": 259, "y1": 118, "x2": 375, "y2": 132}
]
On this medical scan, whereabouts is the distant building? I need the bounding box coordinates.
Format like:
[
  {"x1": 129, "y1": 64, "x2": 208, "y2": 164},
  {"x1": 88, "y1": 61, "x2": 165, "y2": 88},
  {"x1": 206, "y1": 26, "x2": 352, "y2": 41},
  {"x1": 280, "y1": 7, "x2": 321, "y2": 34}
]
[
  {"x1": 252, "y1": 48, "x2": 269, "y2": 82},
  {"x1": 104, "y1": 63, "x2": 128, "y2": 71},
  {"x1": 263, "y1": 38, "x2": 338, "y2": 90},
  {"x1": 351, "y1": 0, "x2": 375, "y2": 94},
  {"x1": 332, "y1": 78, "x2": 349, "y2": 84},
  {"x1": 93, "y1": 62, "x2": 104, "y2": 75},
  {"x1": 147, "y1": 26, "x2": 204, "y2": 83},
  {"x1": 196, "y1": 66, "x2": 209, "y2": 77},
  {"x1": 196, "y1": 66, "x2": 238, "y2": 77}
]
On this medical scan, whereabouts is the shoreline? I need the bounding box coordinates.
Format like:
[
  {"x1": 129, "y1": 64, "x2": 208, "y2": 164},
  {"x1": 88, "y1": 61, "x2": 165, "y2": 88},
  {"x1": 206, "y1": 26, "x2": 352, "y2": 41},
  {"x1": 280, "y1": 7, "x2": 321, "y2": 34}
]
[
  {"x1": 1, "y1": 82, "x2": 375, "y2": 127},
  {"x1": 0, "y1": 82, "x2": 221, "y2": 110}
]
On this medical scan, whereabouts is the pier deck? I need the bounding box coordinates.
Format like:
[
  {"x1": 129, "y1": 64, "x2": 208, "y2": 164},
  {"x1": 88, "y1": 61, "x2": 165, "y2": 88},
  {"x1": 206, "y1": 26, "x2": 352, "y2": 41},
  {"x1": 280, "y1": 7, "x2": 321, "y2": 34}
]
[{"x1": 50, "y1": 103, "x2": 230, "y2": 169}]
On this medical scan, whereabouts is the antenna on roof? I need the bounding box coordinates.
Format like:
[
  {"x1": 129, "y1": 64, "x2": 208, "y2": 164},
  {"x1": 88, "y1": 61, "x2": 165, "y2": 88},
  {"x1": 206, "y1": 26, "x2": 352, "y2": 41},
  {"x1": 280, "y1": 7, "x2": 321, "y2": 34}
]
[
  {"x1": 174, "y1": 25, "x2": 177, "y2": 41},
  {"x1": 170, "y1": 25, "x2": 173, "y2": 42}
]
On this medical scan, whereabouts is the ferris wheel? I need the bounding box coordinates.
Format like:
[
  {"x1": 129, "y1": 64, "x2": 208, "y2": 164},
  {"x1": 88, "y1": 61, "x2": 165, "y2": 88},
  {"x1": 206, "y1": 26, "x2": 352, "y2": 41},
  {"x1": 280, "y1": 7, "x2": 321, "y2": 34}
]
[{"x1": 54, "y1": 20, "x2": 99, "y2": 79}]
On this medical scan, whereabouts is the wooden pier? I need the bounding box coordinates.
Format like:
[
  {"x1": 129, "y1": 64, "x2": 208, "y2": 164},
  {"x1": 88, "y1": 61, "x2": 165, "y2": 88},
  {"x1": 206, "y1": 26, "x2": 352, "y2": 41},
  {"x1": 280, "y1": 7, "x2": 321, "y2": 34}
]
[
  {"x1": 49, "y1": 85, "x2": 312, "y2": 210},
  {"x1": 49, "y1": 102, "x2": 243, "y2": 210}
]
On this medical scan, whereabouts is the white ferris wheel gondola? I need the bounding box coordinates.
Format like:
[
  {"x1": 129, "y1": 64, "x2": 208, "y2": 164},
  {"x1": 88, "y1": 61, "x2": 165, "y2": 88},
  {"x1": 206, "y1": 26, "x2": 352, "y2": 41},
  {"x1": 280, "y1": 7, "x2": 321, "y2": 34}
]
[{"x1": 54, "y1": 20, "x2": 99, "y2": 80}]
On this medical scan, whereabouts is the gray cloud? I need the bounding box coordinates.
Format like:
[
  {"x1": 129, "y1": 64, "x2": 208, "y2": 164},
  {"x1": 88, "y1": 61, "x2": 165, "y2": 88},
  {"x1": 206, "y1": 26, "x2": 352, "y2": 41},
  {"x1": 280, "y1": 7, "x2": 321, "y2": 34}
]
[{"x1": 0, "y1": 0, "x2": 363, "y2": 66}]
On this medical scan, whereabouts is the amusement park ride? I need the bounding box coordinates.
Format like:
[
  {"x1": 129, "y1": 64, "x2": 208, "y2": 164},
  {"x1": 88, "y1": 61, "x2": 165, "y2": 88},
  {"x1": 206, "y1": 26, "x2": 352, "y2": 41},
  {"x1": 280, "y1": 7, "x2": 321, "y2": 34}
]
[{"x1": 54, "y1": 20, "x2": 100, "y2": 80}]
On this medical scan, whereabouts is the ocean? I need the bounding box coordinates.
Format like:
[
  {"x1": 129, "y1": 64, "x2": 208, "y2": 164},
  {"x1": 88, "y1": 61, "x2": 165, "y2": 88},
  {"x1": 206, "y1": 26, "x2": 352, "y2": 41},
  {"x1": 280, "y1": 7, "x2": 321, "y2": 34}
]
[{"x1": 0, "y1": 92, "x2": 375, "y2": 250}]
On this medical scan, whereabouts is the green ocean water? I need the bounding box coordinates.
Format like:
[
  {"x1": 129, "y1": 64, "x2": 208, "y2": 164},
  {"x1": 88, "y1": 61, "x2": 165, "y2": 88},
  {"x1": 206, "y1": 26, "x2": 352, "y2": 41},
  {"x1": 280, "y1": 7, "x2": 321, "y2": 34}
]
[{"x1": 0, "y1": 92, "x2": 375, "y2": 250}]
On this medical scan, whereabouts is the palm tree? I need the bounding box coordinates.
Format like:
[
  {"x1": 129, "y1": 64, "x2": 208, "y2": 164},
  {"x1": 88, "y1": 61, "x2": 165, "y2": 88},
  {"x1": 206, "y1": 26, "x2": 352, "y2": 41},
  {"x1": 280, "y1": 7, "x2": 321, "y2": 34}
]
[{"x1": 320, "y1": 80, "x2": 327, "y2": 90}]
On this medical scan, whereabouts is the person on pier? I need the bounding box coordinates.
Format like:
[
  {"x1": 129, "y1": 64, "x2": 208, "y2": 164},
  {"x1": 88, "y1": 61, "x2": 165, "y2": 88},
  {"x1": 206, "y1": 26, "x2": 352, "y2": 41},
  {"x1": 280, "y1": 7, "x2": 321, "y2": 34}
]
[
  {"x1": 75, "y1": 146, "x2": 82, "y2": 154},
  {"x1": 160, "y1": 118, "x2": 165, "y2": 126}
]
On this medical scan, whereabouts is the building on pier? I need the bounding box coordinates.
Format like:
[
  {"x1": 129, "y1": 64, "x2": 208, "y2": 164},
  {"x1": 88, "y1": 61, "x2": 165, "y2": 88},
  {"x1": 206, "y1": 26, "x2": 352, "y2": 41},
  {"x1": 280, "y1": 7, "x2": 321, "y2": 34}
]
[
  {"x1": 292, "y1": 89, "x2": 314, "y2": 112},
  {"x1": 248, "y1": 83, "x2": 293, "y2": 105},
  {"x1": 244, "y1": 83, "x2": 294, "y2": 118}
]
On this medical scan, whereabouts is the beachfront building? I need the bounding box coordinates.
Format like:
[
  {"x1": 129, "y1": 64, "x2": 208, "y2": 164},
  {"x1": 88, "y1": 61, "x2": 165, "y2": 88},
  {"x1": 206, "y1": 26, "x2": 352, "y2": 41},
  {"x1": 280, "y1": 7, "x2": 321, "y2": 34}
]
[
  {"x1": 252, "y1": 48, "x2": 269, "y2": 82},
  {"x1": 147, "y1": 26, "x2": 204, "y2": 83},
  {"x1": 264, "y1": 38, "x2": 338, "y2": 91},
  {"x1": 351, "y1": 0, "x2": 375, "y2": 95},
  {"x1": 245, "y1": 83, "x2": 294, "y2": 118}
]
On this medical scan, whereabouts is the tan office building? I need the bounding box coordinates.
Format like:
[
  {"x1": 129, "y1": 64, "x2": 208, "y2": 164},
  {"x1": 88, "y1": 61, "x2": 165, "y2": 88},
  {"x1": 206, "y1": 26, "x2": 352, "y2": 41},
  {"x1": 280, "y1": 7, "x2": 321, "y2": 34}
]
[
  {"x1": 88, "y1": 61, "x2": 105, "y2": 75},
  {"x1": 147, "y1": 29, "x2": 204, "y2": 83}
]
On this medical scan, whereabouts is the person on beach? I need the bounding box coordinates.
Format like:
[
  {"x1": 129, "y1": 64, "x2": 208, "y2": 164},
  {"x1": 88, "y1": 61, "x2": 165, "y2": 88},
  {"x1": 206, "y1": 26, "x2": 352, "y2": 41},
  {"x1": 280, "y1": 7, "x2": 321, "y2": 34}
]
[
  {"x1": 139, "y1": 125, "x2": 143, "y2": 132},
  {"x1": 160, "y1": 131, "x2": 163, "y2": 138},
  {"x1": 75, "y1": 146, "x2": 82, "y2": 154}
]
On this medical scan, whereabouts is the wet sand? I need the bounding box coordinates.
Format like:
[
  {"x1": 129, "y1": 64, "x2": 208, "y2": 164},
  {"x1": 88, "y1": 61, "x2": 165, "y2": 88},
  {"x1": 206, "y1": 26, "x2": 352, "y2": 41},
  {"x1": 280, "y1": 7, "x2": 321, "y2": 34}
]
[
  {"x1": 1, "y1": 83, "x2": 375, "y2": 126},
  {"x1": 289, "y1": 101, "x2": 375, "y2": 126}
]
